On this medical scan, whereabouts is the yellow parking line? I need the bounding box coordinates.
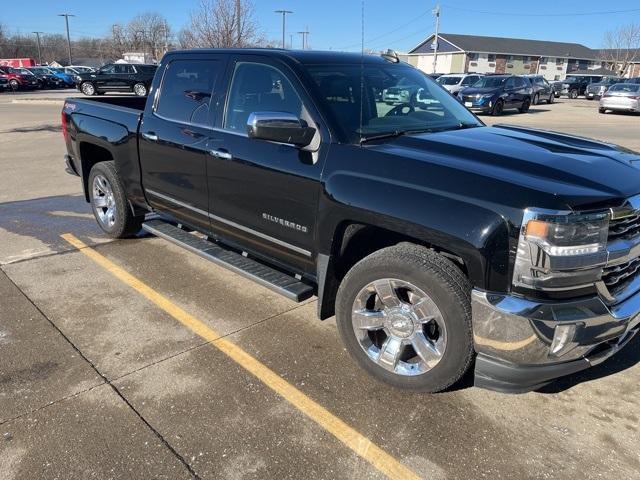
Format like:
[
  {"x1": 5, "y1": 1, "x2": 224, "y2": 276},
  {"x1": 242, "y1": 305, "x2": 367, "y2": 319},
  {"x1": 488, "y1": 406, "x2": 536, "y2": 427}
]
[{"x1": 61, "y1": 233, "x2": 422, "y2": 480}]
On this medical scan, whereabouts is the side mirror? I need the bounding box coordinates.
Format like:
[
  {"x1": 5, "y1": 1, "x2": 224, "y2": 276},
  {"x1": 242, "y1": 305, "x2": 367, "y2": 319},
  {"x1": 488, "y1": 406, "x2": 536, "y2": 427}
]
[{"x1": 246, "y1": 112, "x2": 315, "y2": 147}]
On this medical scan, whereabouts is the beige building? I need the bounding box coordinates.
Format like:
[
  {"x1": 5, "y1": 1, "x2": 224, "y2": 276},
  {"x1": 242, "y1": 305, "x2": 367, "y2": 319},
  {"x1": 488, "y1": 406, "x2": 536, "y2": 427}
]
[{"x1": 402, "y1": 33, "x2": 640, "y2": 80}]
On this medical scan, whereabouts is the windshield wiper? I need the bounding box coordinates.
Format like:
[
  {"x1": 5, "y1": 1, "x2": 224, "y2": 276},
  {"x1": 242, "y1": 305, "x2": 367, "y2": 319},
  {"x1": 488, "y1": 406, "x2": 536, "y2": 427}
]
[{"x1": 359, "y1": 128, "x2": 433, "y2": 144}]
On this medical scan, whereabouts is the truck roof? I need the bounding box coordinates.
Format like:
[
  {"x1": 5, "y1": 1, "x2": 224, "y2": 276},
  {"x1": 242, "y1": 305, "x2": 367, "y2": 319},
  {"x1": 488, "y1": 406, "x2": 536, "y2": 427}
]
[{"x1": 165, "y1": 48, "x2": 394, "y2": 65}]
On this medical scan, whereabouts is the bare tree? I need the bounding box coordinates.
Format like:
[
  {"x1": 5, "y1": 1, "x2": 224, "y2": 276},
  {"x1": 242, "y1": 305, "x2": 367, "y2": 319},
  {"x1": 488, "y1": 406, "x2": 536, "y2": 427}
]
[
  {"x1": 127, "y1": 12, "x2": 172, "y2": 59},
  {"x1": 179, "y1": 0, "x2": 263, "y2": 49},
  {"x1": 599, "y1": 23, "x2": 640, "y2": 76}
]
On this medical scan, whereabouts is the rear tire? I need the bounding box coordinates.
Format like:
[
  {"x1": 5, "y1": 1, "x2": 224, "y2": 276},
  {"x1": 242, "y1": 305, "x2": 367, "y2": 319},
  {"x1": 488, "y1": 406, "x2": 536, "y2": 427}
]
[
  {"x1": 547, "y1": 93, "x2": 554, "y2": 104},
  {"x1": 335, "y1": 244, "x2": 474, "y2": 392},
  {"x1": 599, "y1": 107, "x2": 606, "y2": 114},
  {"x1": 532, "y1": 93, "x2": 539, "y2": 105},
  {"x1": 569, "y1": 89, "x2": 578, "y2": 99},
  {"x1": 133, "y1": 83, "x2": 148, "y2": 96},
  {"x1": 88, "y1": 161, "x2": 143, "y2": 238}
]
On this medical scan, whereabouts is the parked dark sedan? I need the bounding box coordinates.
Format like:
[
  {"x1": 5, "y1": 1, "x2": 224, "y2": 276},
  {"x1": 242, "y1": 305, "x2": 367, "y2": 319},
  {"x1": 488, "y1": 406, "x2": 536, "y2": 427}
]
[
  {"x1": 458, "y1": 75, "x2": 532, "y2": 115},
  {"x1": 75, "y1": 63, "x2": 157, "y2": 96},
  {"x1": 523, "y1": 75, "x2": 554, "y2": 104}
]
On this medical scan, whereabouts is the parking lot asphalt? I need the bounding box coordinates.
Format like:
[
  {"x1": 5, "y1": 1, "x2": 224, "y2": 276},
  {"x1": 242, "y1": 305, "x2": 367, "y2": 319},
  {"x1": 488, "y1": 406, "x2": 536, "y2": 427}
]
[{"x1": 1, "y1": 90, "x2": 640, "y2": 480}]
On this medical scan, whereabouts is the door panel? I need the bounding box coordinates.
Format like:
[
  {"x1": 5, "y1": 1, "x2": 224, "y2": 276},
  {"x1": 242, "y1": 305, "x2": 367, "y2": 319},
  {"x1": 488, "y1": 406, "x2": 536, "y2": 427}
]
[
  {"x1": 140, "y1": 56, "x2": 226, "y2": 231},
  {"x1": 207, "y1": 57, "x2": 326, "y2": 271}
]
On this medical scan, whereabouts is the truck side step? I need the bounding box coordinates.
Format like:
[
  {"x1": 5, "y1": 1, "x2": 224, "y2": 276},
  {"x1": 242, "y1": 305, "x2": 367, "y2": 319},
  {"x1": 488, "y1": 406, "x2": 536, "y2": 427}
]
[{"x1": 142, "y1": 219, "x2": 314, "y2": 302}]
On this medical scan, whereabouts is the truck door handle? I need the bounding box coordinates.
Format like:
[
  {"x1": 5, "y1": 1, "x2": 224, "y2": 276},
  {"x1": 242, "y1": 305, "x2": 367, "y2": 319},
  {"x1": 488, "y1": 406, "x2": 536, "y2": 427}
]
[
  {"x1": 142, "y1": 132, "x2": 158, "y2": 142},
  {"x1": 209, "y1": 148, "x2": 233, "y2": 160}
]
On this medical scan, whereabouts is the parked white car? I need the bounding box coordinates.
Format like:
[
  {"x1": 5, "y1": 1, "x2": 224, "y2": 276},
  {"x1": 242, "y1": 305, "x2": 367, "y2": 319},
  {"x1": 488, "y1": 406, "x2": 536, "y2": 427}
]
[
  {"x1": 599, "y1": 83, "x2": 640, "y2": 114},
  {"x1": 436, "y1": 74, "x2": 483, "y2": 96}
]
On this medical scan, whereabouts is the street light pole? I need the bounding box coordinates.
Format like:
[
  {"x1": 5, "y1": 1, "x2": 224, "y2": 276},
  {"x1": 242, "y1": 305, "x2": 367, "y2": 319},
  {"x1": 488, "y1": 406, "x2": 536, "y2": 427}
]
[
  {"x1": 274, "y1": 10, "x2": 293, "y2": 49},
  {"x1": 58, "y1": 13, "x2": 75, "y2": 65},
  {"x1": 32, "y1": 32, "x2": 44, "y2": 65}
]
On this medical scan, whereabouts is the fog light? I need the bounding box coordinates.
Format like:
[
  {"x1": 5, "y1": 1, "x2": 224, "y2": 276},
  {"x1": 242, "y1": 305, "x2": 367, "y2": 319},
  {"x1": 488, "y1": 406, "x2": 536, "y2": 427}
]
[{"x1": 549, "y1": 324, "x2": 578, "y2": 357}]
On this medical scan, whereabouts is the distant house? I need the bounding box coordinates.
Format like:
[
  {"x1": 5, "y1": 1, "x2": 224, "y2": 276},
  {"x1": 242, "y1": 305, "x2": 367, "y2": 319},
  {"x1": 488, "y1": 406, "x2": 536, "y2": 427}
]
[{"x1": 402, "y1": 33, "x2": 640, "y2": 80}]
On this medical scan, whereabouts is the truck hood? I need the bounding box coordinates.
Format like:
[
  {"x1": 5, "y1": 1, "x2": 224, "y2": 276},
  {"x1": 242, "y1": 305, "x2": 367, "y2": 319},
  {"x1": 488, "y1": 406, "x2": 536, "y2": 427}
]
[{"x1": 371, "y1": 125, "x2": 640, "y2": 210}]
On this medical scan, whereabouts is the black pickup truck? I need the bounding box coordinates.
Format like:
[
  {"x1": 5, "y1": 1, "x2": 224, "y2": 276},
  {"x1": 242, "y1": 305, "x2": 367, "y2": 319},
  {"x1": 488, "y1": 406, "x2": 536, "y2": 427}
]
[{"x1": 62, "y1": 49, "x2": 640, "y2": 393}]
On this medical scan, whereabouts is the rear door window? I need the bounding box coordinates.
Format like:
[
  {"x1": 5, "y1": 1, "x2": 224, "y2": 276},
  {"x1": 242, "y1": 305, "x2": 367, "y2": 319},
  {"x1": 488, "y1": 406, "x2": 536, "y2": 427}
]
[{"x1": 155, "y1": 59, "x2": 221, "y2": 126}]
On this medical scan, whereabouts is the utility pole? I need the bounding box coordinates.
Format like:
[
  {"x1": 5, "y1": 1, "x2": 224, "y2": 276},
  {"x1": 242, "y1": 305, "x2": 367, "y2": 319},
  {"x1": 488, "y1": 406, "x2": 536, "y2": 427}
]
[
  {"x1": 32, "y1": 32, "x2": 44, "y2": 65},
  {"x1": 290, "y1": 34, "x2": 293, "y2": 49},
  {"x1": 432, "y1": 4, "x2": 440, "y2": 74},
  {"x1": 297, "y1": 27, "x2": 309, "y2": 50},
  {"x1": 275, "y1": 10, "x2": 293, "y2": 49},
  {"x1": 58, "y1": 13, "x2": 75, "y2": 65}
]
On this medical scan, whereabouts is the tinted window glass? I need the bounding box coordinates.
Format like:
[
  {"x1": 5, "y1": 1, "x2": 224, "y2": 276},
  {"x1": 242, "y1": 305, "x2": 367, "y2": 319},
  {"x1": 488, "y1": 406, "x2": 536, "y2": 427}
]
[
  {"x1": 101, "y1": 65, "x2": 116, "y2": 74},
  {"x1": 514, "y1": 77, "x2": 526, "y2": 88},
  {"x1": 156, "y1": 60, "x2": 219, "y2": 126},
  {"x1": 307, "y1": 63, "x2": 481, "y2": 143},
  {"x1": 137, "y1": 65, "x2": 157, "y2": 74},
  {"x1": 224, "y1": 62, "x2": 303, "y2": 133}
]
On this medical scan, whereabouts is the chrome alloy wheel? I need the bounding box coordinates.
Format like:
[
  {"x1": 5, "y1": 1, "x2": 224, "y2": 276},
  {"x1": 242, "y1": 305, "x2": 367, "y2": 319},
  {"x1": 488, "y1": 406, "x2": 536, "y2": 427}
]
[
  {"x1": 133, "y1": 83, "x2": 147, "y2": 96},
  {"x1": 92, "y1": 174, "x2": 116, "y2": 228},
  {"x1": 351, "y1": 279, "x2": 447, "y2": 376},
  {"x1": 81, "y1": 82, "x2": 95, "y2": 95}
]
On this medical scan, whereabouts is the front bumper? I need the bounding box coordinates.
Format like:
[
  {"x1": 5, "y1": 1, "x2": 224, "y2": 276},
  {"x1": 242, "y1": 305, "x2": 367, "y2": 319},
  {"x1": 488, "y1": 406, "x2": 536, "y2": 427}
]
[{"x1": 471, "y1": 289, "x2": 640, "y2": 392}]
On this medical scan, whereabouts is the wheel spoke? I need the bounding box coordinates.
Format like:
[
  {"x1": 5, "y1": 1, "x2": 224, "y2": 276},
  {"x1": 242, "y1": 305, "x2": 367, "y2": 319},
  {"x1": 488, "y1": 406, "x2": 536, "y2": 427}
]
[
  {"x1": 93, "y1": 196, "x2": 107, "y2": 208},
  {"x1": 411, "y1": 332, "x2": 442, "y2": 368},
  {"x1": 373, "y1": 279, "x2": 401, "y2": 308},
  {"x1": 352, "y1": 309, "x2": 385, "y2": 330},
  {"x1": 377, "y1": 336, "x2": 403, "y2": 372},
  {"x1": 411, "y1": 297, "x2": 437, "y2": 323}
]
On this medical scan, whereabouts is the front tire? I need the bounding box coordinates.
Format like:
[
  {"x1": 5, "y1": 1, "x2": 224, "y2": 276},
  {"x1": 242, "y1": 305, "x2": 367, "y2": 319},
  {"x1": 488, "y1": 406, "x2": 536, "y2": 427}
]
[
  {"x1": 81, "y1": 82, "x2": 96, "y2": 96},
  {"x1": 599, "y1": 107, "x2": 606, "y2": 114},
  {"x1": 569, "y1": 89, "x2": 578, "y2": 99},
  {"x1": 88, "y1": 161, "x2": 143, "y2": 238},
  {"x1": 519, "y1": 98, "x2": 531, "y2": 113},
  {"x1": 9, "y1": 79, "x2": 19, "y2": 91},
  {"x1": 335, "y1": 244, "x2": 474, "y2": 392},
  {"x1": 491, "y1": 99, "x2": 504, "y2": 116},
  {"x1": 547, "y1": 93, "x2": 554, "y2": 104},
  {"x1": 532, "y1": 93, "x2": 539, "y2": 105}
]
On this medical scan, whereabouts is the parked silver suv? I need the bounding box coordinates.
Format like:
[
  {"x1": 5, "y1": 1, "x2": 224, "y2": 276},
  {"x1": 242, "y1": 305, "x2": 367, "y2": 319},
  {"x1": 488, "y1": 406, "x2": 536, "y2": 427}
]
[{"x1": 437, "y1": 73, "x2": 483, "y2": 96}]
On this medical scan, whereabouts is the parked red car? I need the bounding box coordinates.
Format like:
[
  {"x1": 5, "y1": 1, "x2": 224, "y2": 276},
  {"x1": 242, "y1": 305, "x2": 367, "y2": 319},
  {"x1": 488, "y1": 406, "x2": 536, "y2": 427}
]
[{"x1": 0, "y1": 66, "x2": 39, "y2": 90}]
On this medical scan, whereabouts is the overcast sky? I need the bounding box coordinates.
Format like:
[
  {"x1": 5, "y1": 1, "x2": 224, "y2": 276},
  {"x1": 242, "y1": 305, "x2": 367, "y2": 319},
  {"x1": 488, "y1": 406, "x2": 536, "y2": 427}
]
[{"x1": 3, "y1": 0, "x2": 640, "y2": 51}]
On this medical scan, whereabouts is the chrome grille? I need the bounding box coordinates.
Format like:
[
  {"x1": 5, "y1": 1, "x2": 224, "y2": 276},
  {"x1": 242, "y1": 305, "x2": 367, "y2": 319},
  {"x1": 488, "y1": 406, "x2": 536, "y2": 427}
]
[
  {"x1": 608, "y1": 213, "x2": 640, "y2": 241},
  {"x1": 602, "y1": 256, "x2": 640, "y2": 295}
]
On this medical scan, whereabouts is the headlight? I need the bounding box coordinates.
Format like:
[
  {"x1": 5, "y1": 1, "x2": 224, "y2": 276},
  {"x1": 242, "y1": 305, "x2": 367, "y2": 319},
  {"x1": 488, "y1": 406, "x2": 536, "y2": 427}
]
[
  {"x1": 512, "y1": 208, "x2": 609, "y2": 291},
  {"x1": 599, "y1": 86, "x2": 606, "y2": 92},
  {"x1": 75, "y1": 75, "x2": 82, "y2": 82}
]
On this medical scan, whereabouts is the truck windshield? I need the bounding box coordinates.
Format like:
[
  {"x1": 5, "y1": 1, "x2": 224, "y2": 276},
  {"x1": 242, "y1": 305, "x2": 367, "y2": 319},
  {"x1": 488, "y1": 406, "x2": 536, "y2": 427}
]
[{"x1": 306, "y1": 63, "x2": 482, "y2": 143}]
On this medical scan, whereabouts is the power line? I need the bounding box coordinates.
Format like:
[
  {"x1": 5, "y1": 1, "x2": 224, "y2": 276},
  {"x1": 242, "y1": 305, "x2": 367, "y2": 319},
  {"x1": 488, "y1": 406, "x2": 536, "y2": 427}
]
[
  {"x1": 337, "y1": 6, "x2": 434, "y2": 50},
  {"x1": 442, "y1": 3, "x2": 640, "y2": 17}
]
